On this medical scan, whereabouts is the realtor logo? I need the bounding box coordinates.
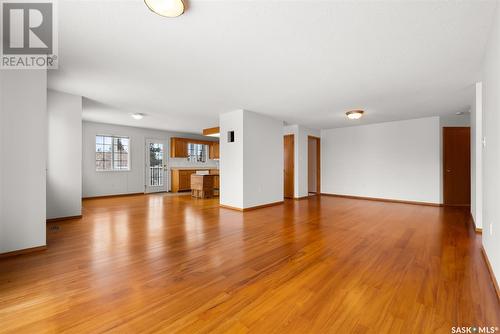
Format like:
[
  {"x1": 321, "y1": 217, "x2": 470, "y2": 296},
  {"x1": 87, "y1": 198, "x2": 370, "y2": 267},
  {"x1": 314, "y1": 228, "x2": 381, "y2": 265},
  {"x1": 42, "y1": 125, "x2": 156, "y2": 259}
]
[{"x1": 1, "y1": 0, "x2": 58, "y2": 69}]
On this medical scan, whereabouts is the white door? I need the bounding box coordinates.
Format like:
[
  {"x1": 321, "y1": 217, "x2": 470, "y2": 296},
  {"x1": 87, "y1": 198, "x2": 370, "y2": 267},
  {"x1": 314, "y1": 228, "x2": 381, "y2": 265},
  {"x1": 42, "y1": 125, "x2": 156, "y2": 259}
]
[{"x1": 145, "y1": 139, "x2": 168, "y2": 193}]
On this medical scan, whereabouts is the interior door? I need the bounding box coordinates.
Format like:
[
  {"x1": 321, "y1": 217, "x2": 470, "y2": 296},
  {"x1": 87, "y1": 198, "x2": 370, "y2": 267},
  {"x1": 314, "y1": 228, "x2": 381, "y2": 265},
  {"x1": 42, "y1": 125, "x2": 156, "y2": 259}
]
[
  {"x1": 443, "y1": 127, "x2": 471, "y2": 206},
  {"x1": 284, "y1": 134, "x2": 294, "y2": 198},
  {"x1": 145, "y1": 139, "x2": 168, "y2": 193},
  {"x1": 308, "y1": 136, "x2": 321, "y2": 194}
]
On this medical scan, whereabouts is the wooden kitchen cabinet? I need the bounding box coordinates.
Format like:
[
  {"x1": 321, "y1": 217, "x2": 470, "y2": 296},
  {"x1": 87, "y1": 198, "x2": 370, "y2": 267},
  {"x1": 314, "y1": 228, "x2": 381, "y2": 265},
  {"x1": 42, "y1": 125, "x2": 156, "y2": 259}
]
[
  {"x1": 179, "y1": 170, "x2": 194, "y2": 190},
  {"x1": 171, "y1": 137, "x2": 219, "y2": 160},
  {"x1": 171, "y1": 169, "x2": 196, "y2": 192},
  {"x1": 190, "y1": 174, "x2": 215, "y2": 198},
  {"x1": 209, "y1": 169, "x2": 219, "y2": 189},
  {"x1": 170, "y1": 138, "x2": 188, "y2": 158},
  {"x1": 209, "y1": 142, "x2": 220, "y2": 160},
  {"x1": 171, "y1": 169, "x2": 219, "y2": 193}
]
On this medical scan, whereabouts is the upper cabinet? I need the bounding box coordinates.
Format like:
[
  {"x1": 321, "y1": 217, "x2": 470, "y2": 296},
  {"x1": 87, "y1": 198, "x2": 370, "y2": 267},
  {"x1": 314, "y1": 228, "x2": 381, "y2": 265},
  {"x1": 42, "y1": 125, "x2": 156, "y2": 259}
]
[
  {"x1": 170, "y1": 137, "x2": 188, "y2": 158},
  {"x1": 209, "y1": 142, "x2": 220, "y2": 160},
  {"x1": 170, "y1": 137, "x2": 220, "y2": 159}
]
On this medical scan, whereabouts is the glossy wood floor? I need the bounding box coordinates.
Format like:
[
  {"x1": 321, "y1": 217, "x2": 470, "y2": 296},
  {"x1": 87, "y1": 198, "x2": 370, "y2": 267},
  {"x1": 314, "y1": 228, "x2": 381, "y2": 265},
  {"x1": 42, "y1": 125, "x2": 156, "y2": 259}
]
[{"x1": 0, "y1": 195, "x2": 498, "y2": 333}]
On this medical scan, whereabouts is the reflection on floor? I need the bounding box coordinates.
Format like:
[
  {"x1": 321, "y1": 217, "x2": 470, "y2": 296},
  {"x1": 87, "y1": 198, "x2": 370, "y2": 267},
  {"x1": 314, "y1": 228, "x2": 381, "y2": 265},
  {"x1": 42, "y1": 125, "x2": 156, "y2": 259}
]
[{"x1": 0, "y1": 194, "x2": 498, "y2": 332}]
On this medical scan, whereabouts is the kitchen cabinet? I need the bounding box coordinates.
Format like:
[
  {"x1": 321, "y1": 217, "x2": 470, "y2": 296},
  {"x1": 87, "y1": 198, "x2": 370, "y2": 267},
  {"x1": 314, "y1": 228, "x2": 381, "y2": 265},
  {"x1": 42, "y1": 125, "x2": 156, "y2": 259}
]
[
  {"x1": 171, "y1": 169, "x2": 196, "y2": 192},
  {"x1": 171, "y1": 137, "x2": 219, "y2": 160},
  {"x1": 178, "y1": 170, "x2": 194, "y2": 190},
  {"x1": 170, "y1": 138, "x2": 188, "y2": 158},
  {"x1": 191, "y1": 174, "x2": 215, "y2": 198},
  {"x1": 209, "y1": 169, "x2": 219, "y2": 189},
  {"x1": 171, "y1": 169, "x2": 219, "y2": 192},
  {"x1": 209, "y1": 142, "x2": 220, "y2": 160}
]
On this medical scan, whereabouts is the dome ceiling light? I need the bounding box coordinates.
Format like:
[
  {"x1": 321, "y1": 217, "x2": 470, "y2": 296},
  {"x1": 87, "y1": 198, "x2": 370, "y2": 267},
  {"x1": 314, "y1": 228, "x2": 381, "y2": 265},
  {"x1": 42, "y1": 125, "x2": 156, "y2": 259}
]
[
  {"x1": 144, "y1": 0, "x2": 185, "y2": 18},
  {"x1": 131, "y1": 113, "x2": 145, "y2": 120},
  {"x1": 346, "y1": 110, "x2": 364, "y2": 120}
]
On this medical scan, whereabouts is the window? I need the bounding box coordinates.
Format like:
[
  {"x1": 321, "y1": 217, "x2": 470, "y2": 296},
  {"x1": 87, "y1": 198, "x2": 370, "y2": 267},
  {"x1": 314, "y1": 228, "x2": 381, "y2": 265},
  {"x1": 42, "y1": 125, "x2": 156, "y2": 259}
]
[
  {"x1": 187, "y1": 143, "x2": 207, "y2": 163},
  {"x1": 95, "y1": 135, "x2": 130, "y2": 171}
]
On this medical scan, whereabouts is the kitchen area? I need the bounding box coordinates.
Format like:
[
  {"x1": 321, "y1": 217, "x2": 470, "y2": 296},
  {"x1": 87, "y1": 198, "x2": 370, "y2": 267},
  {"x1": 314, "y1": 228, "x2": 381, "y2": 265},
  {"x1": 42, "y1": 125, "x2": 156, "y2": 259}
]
[{"x1": 168, "y1": 127, "x2": 220, "y2": 198}]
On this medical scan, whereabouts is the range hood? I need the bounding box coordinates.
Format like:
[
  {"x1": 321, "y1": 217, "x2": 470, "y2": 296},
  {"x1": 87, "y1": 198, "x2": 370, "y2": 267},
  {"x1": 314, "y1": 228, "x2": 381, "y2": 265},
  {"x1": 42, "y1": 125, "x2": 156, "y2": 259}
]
[{"x1": 203, "y1": 127, "x2": 220, "y2": 137}]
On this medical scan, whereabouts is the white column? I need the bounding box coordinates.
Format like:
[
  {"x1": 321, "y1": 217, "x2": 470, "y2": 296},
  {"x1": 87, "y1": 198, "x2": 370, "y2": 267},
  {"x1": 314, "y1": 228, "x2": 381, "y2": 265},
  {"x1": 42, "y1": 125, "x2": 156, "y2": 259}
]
[
  {"x1": 47, "y1": 90, "x2": 82, "y2": 220},
  {"x1": 220, "y1": 109, "x2": 283, "y2": 209},
  {"x1": 471, "y1": 82, "x2": 483, "y2": 229},
  {"x1": 0, "y1": 70, "x2": 47, "y2": 253}
]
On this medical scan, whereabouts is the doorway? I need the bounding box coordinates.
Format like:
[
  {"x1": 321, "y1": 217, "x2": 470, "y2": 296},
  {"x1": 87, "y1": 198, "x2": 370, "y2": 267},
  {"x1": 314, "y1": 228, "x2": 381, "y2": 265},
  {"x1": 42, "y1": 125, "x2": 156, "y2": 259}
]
[
  {"x1": 284, "y1": 134, "x2": 294, "y2": 198},
  {"x1": 308, "y1": 136, "x2": 321, "y2": 195},
  {"x1": 145, "y1": 138, "x2": 168, "y2": 193},
  {"x1": 443, "y1": 127, "x2": 470, "y2": 206}
]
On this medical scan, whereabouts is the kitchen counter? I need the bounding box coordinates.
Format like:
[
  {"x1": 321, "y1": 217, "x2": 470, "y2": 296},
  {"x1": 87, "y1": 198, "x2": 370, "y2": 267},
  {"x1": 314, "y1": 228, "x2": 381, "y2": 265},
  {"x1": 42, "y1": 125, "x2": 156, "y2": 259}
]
[
  {"x1": 191, "y1": 174, "x2": 216, "y2": 198},
  {"x1": 171, "y1": 168, "x2": 219, "y2": 192},
  {"x1": 170, "y1": 167, "x2": 218, "y2": 171}
]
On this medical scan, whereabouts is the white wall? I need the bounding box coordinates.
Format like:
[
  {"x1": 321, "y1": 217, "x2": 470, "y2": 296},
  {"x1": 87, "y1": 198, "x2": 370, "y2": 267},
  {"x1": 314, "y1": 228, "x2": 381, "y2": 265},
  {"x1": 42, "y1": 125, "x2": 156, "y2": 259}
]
[
  {"x1": 480, "y1": 2, "x2": 500, "y2": 286},
  {"x1": 0, "y1": 72, "x2": 3, "y2": 249},
  {"x1": 471, "y1": 83, "x2": 483, "y2": 229},
  {"x1": 439, "y1": 113, "x2": 471, "y2": 128},
  {"x1": 283, "y1": 124, "x2": 320, "y2": 198},
  {"x1": 321, "y1": 117, "x2": 441, "y2": 204},
  {"x1": 83, "y1": 121, "x2": 218, "y2": 198},
  {"x1": 243, "y1": 110, "x2": 283, "y2": 208},
  {"x1": 220, "y1": 110, "x2": 244, "y2": 208},
  {"x1": 0, "y1": 70, "x2": 47, "y2": 253},
  {"x1": 220, "y1": 110, "x2": 283, "y2": 209},
  {"x1": 47, "y1": 90, "x2": 82, "y2": 219}
]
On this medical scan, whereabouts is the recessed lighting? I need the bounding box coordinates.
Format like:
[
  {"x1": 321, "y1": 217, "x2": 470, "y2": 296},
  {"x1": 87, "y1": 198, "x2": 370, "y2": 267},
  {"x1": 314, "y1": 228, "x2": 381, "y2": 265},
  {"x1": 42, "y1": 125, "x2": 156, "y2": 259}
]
[
  {"x1": 131, "y1": 113, "x2": 145, "y2": 120},
  {"x1": 346, "y1": 110, "x2": 364, "y2": 120},
  {"x1": 144, "y1": 0, "x2": 185, "y2": 18}
]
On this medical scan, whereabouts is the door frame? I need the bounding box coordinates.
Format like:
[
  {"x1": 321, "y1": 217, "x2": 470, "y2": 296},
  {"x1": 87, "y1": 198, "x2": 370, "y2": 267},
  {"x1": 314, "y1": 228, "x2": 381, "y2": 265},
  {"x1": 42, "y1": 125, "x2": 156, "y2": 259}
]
[
  {"x1": 308, "y1": 136, "x2": 321, "y2": 194},
  {"x1": 284, "y1": 134, "x2": 295, "y2": 199},
  {"x1": 145, "y1": 138, "x2": 169, "y2": 193},
  {"x1": 442, "y1": 127, "x2": 471, "y2": 206}
]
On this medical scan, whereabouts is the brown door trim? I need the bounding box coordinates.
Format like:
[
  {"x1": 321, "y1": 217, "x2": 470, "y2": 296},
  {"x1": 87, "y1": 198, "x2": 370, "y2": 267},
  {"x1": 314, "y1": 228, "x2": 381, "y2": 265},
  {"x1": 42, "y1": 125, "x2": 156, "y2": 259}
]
[
  {"x1": 308, "y1": 135, "x2": 321, "y2": 194},
  {"x1": 284, "y1": 134, "x2": 294, "y2": 199}
]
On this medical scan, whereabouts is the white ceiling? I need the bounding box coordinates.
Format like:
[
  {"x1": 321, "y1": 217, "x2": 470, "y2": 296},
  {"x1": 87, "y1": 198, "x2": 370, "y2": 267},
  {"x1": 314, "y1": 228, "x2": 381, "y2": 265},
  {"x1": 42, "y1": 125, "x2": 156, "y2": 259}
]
[{"x1": 49, "y1": 0, "x2": 497, "y2": 133}]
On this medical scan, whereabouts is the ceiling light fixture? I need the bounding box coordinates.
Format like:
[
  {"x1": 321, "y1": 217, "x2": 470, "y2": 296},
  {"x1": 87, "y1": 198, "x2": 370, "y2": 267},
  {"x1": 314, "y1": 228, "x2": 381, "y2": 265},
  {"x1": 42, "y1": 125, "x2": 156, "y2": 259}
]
[
  {"x1": 346, "y1": 110, "x2": 364, "y2": 120},
  {"x1": 131, "y1": 113, "x2": 145, "y2": 120},
  {"x1": 144, "y1": 0, "x2": 185, "y2": 18}
]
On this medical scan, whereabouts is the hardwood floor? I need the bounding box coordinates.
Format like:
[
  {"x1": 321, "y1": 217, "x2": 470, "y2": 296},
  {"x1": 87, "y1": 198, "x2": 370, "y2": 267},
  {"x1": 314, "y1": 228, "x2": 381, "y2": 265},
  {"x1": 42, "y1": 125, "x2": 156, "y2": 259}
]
[{"x1": 0, "y1": 194, "x2": 498, "y2": 333}]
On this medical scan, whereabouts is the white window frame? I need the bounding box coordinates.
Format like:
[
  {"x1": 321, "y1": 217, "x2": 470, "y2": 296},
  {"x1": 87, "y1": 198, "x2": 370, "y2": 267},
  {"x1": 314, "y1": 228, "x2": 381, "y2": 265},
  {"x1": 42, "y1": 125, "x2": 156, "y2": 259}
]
[{"x1": 95, "y1": 135, "x2": 131, "y2": 172}]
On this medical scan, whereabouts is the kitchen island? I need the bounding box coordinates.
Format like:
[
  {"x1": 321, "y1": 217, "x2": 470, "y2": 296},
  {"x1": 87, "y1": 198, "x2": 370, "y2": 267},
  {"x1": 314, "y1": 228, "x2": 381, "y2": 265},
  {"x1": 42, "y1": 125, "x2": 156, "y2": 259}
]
[
  {"x1": 170, "y1": 168, "x2": 219, "y2": 192},
  {"x1": 190, "y1": 174, "x2": 216, "y2": 198}
]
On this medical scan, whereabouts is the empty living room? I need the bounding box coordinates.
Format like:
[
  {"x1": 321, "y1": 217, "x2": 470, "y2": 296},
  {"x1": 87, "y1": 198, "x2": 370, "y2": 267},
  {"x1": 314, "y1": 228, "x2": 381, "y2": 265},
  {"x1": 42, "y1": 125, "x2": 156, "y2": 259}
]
[{"x1": 1, "y1": 0, "x2": 500, "y2": 333}]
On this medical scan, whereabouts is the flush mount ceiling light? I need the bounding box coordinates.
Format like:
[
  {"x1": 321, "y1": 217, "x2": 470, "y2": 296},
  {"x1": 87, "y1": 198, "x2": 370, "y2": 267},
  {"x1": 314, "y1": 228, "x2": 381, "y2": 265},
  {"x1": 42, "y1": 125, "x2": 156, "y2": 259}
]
[
  {"x1": 203, "y1": 126, "x2": 220, "y2": 137},
  {"x1": 346, "y1": 110, "x2": 364, "y2": 120},
  {"x1": 144, "y1": 0, "x2": 185, "y2": 18},
  {"x1": 131, "y1": 113, "x2": 145, "y2": 120}
]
